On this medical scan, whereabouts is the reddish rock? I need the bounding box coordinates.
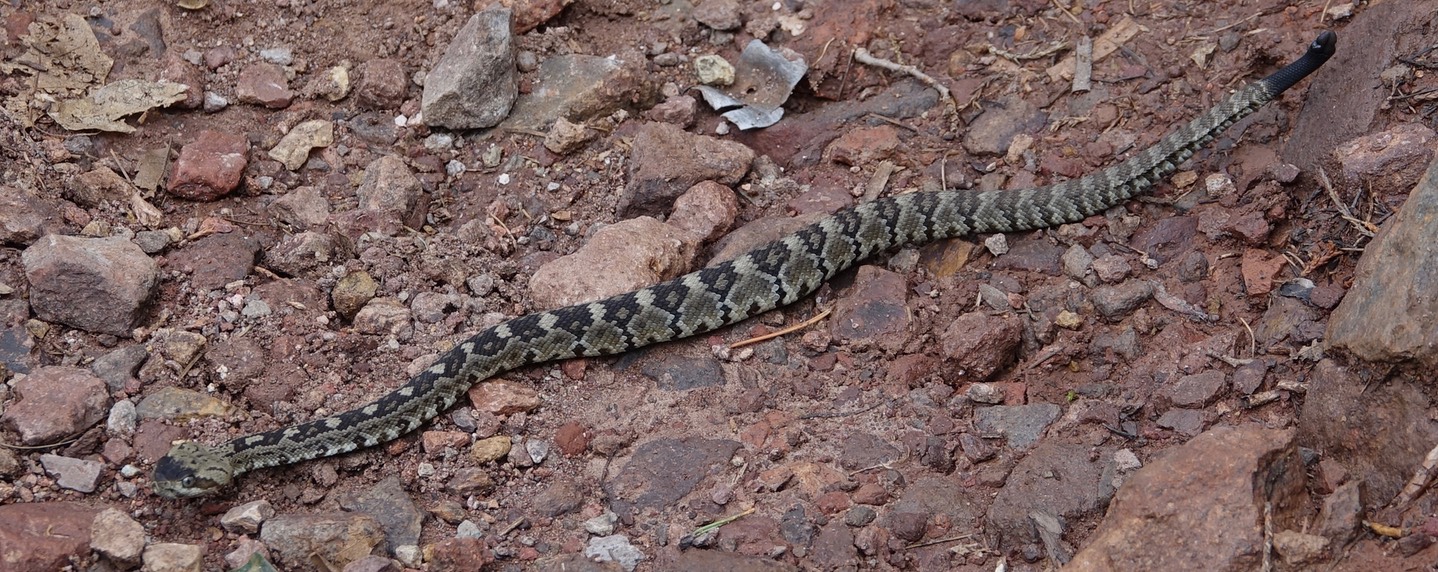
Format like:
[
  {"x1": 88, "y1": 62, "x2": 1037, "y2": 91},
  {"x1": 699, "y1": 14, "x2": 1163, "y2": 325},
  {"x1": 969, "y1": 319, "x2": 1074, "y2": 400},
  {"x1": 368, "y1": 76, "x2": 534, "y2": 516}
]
[
  {"x1": 235, "y1": 62, "x2": 294, "y2": 108},
  {"x1": 1328, "y1": 156, "x2": 1438, "y2": 366},
  {"x1": 355, "y1": 58, "x2": 408, "y2": 110},
  {"x1": 830, "y1": 265, "x2": 911, "y2": 353},
  {"x1": 852, "y1": 482, "x2": 890, "y2": 506},
  {"x1": 421, "y1": 431, "x2": 470, "y2": 455},
  {"x1": 785, "y1": 185, "x2": 853, "y2": 216},
  {"x1": 161, "y1": 52, "x2": 205, "y2": 109},
  {"x1": 815, "y1": 490, "x2": 851, "y2": 514},
  {"x1": 168, "y1": 130, "x2": 249, "y2": 201},
  {"x1": 21, "y1": 235, "x2": 157, "y2": 335},
  {"x1": 0, "y1": 188, "x2": 61, "y2": 245},
  {"x1": 1067, "y1": 425, "x2": 1305, "y2": 572},
  {"x1": 427, "y1": 537, "x2": 494, "y2": 570},
  {"x1": 560, "y1": 358, "x2": 587, "y2": 380},
  {"x1": 1240, "y1": 248, "x2": 1285, "y2": 296},
  {"x1": 0, "y1": 502, "x2": 98, "y2": 572},
  {"x1": 643, "y1": 94, "x2": 697, "y2": 127},
  {"x1": 825, "y1": 125, "x2": 901, "y2": 166},
  {"x1": 203, "y1": 45, "x2": 236, "y2": 69},
  {"x1": 621, "y1": 122, "x2": 754, "y2": 216},
  {"x1": 467, "y1": 380, "x2": 542, "y2": 415},
  {"x1": 499, "y1": 0, "x2": 570, "y2": 33},
  {"x1": 167, "y1": 232, "x2": 261, "y2": 291},
  {"x1": 939, "y1": 311, "x2": 1023, "y2": 380},
  {"x1": 554, "y1": 422, "x2": 591, "y2": 456},
  {"x1": 1, "y1": 367, "x2": 108, "y2": 446},
  {"x1": 528, "y1": 217, "x2": 699, "y2": 308},
  {"x1": 1162, "y1": 371, "x2": 1227, "y2": 407},
  {"x1": 667, "y1": 181, "x2": 739, "y2": 243},
  {"x1": 1332, "y1": 123, "x2": 1435, "y2": 193},
  {"x1": 709, "y1": 214, "x2": 823, "y2": 265}
]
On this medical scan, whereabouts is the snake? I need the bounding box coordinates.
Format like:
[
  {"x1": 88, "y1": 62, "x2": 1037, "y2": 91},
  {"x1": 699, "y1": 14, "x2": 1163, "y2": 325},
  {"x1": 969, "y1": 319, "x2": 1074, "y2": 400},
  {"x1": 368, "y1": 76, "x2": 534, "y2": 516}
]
[{"x1": 153, "y1": 32, "x2": 1336, "y2": 498}]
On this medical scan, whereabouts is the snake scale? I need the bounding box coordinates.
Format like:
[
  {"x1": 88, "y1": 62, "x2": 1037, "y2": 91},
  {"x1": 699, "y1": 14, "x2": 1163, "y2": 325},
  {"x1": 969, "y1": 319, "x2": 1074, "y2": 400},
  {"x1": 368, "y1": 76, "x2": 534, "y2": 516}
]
[{"x1": 153, "y1": 32, "x2": 1336, "y2": 498}]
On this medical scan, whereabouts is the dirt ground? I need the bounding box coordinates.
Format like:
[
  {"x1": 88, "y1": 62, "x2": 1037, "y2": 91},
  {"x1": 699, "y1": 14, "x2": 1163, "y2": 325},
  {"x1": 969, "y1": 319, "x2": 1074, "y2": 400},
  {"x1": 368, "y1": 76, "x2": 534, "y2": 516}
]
[{"x1": 2, "y1": 0, "x2": 1436, "y2": 571}]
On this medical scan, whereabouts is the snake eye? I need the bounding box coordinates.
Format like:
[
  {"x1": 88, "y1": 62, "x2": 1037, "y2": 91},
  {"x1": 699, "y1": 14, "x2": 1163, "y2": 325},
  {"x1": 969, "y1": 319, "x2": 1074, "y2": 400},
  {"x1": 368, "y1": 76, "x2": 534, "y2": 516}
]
[{"x1": 181, "y1": 476, "x2": 196, "y2": 488}]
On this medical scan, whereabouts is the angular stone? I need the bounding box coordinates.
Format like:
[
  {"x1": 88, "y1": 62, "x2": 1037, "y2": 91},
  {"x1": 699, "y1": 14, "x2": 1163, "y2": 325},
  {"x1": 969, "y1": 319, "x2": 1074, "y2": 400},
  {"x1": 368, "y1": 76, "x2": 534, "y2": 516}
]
[
  {"x1": 221, "y1": 500, "x2": 275, "y2": 534},
  {"x1": 2, "y1": 366, "x2": 109, "y2": 445},
  {"x1": 974, "y1": 403, "x2": 1061, "y2": 450},
  {"x1": 825, "y1": 125, "x2": 901, "y2": 166},
  {"x1": 167, "y1": 130, "x2": 249, "y2": 201},
  {"x1": 529, "y1": 217, "x2": 698, "y2": 308},
  {"x1": 620, "y1": 122, "x2": 754, "y2": 216},
  {"x1": 1332, "y1": 123, "x2": 1435, "y2": 194},
  {"x1": 830, "y1": 265, "x2": 910, "y2": 352},
  {"x1": 235, "y1": 62, "x2": 293, "y2": 108},
  {"x1": 269, "y1": 186, "x2": 331, "y2": 230},
  {"x1": 502, "y1": 53, "x2": 649, "y2": 131},
  {"x1": 467, "y1": 380, "x2": 541, "y2": 415},
  {"x1": 356, "y1": 155, "x2": 424, "y2": 228},
  {"x1": 352, "y1": 298, "x2": 412, "y2": 337},
  {"x1": 39, "y1": 454, "x2": 103, "y2": 493},
  {"x1": 259, "y1": 513, "x2": 385, "y2": 570},
  {"x1": 1298, "y1": 359, "x2": 1438, "y2": 504},
  {"x1": 90, "y1": 508, "x2": 146, "y2": 565},
  {"x1": 168, "y1": 232, "x2": 260, "y2": 291},
  {"x1": 355, "y1": 58, "x2": 408, "y2": 110},
  {"x1": 963, "y1": 96, "x2": 1047, "y2": 156},
  {"x1": 0, "y1": 503, "x2": 98, "y2": 572},
  {"x1": 267, "y1": 119, "x2": 334, "y2": 171},
  {"x1": 1068, "y1": 425, "x2": 1305, "y2": 572},
  {"x1": 1328, "y1": 156, "x2": 1438, "y2": 366},
  {"x1": 0, "y1": 188, "x2": 61, "y2": 246},
  {"x1": 141, "y1": 543, "x2": 204, "y2": 572},
  {"x1": 339, "y1": 476, "x2": 422, "y2": 551},
  {"x1": 1161, "y1": 370, "x2": 1227, "y2": 407},
  {"x1": 422, "y1": 7, "x2": 516, "y2": 129},
  {"x1": 666, "y1": 181, "x2": 739, "y2": 243},
  {"x1": 939, "y1": 311, "x2": 1023, "y2": 380},
  {"x1": 265, "y1": 231, "x2": 336, "y2": 276},
  {"x1": 605, "y1": 437, "x2": 741, "y2": 516},
  {"x1": 22, "y1": 235, "x2": 157, "y2": 336},
  {"x1": 1092, "y1": 281, "x2": 1155, "y2": 318}
]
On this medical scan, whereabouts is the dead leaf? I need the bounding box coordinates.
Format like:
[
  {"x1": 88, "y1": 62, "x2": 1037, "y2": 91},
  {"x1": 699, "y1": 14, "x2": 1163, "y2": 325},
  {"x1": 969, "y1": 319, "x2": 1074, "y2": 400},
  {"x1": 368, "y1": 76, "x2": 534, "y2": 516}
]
[
  {"x1": 0, "y1": 14, "x2": 114, "y2": 126},
  {"x1": 50, "y1": 79, "x2": 189, "y2": 133}
]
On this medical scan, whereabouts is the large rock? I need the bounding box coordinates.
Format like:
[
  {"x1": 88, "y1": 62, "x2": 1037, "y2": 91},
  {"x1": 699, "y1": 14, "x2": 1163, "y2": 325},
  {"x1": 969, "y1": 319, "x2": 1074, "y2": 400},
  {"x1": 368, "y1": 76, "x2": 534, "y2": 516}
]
[
  {"x1": 22, "y1": 235, "x2": 157, "y2": 336},
  {"x1": 1297, "y1": 359, "x2": 1438, "y2": 505},
  {"x1": 259, "y1": 513, "x2": 385, "y2": 570},
  {"x1": 620, "y1": 122, "x2": 754, "y2": 216},
  {"x1": 1327, "y1": 155, "x2": 1438, "y2": 366},
  {"x1": 501, "y1": 53, "x2": 651, "y2": 131},
  {"x1": 986, "y1": 441, "x2": 1113, "y2": 544},
  {"x1": 528, "y1": 217, "x2": 698, "y2": 308},
  {"x1": 2, "y1": 366, "x2": 110, "y2": 445},
  {"x1": 1067, "y1": 425, "x2": 1306, "y2": 572},
  {"x1": 421, "y1": 7, "x2": 516, "y2": 129},
  {"x1": 0, "y1": 502, "x2": 98, "y2": 572}
]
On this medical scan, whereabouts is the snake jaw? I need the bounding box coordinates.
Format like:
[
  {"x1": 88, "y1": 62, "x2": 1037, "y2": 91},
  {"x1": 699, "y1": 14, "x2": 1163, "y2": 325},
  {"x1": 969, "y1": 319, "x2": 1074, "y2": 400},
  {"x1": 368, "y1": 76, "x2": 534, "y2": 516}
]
[{"x1": 152, "y1": 441, "x2": 236, "y2": 498}]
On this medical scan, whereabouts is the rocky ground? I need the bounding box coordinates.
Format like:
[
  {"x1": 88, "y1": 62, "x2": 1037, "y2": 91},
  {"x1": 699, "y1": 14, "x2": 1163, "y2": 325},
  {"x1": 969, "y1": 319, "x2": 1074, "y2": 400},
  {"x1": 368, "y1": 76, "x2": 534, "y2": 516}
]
[{"x1": 2, "y1": 0, "x2": 1438, "y2": 571}]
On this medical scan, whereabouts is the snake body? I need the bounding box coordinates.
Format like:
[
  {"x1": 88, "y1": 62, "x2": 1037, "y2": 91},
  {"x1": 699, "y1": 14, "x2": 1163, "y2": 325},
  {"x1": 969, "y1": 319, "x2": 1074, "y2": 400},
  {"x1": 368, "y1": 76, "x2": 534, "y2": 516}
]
[{"x1": 153, "y1": 32, "x2": 1336, "y2": 498}]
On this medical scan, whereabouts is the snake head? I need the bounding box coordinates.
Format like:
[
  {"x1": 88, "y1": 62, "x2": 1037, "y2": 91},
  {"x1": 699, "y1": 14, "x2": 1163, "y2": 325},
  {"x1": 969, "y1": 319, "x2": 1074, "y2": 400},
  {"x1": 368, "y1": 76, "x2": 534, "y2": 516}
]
[{"x1": 152, "y1": 441, "x2": 235, "y2": 498}]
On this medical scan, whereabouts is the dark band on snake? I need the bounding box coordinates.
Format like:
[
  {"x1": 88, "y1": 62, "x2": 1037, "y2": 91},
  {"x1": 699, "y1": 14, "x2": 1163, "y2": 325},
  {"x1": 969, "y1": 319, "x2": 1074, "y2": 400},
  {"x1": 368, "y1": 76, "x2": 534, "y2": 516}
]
[{"x1": 153, "y1": 31, "x2": 1337, "y2": 498}]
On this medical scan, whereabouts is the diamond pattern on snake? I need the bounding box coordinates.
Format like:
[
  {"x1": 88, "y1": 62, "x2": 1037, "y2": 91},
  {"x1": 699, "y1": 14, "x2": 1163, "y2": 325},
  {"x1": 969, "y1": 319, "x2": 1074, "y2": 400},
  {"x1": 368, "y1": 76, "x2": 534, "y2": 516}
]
[{"x1": 153, "y1": 32, "x2": 1338, "y2": 498}]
